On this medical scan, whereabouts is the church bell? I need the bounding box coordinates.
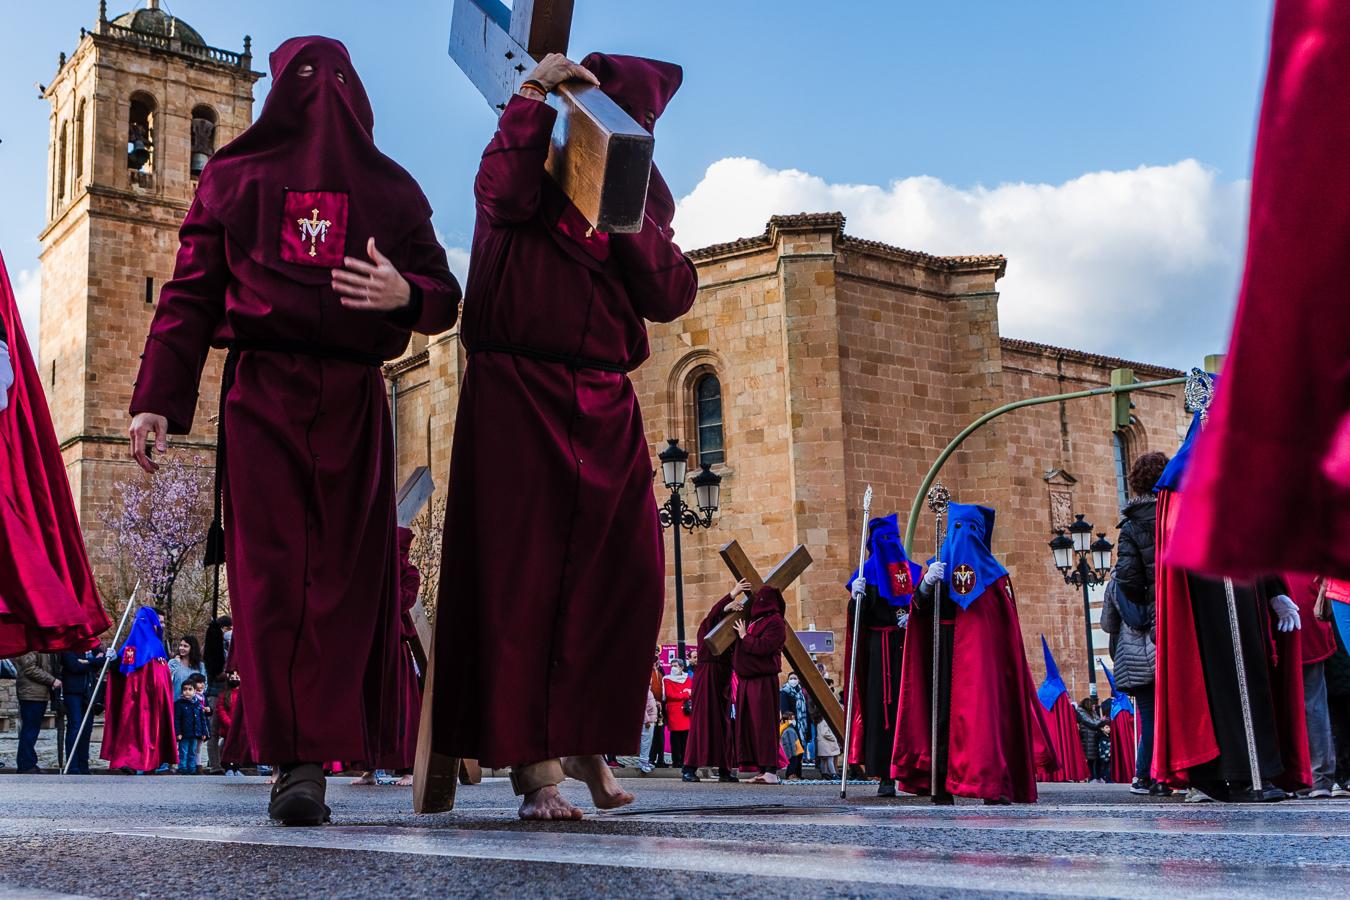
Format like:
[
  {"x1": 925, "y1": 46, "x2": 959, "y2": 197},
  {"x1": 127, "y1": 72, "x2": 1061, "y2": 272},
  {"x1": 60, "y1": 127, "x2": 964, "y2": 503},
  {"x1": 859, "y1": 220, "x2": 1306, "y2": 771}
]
[{"x1": 127, "y1": 139, "x2": 151, "y2": 170}]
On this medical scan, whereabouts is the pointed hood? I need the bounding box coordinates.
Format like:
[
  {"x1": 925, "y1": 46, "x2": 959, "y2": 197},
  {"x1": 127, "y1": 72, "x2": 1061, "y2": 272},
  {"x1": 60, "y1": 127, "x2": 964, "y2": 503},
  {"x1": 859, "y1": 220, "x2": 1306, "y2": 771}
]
[
  {"x1": 580, "y1": 53, "x2": 683, "y2": 135},
  {"x1": 845, "y1": 513, "x2": 923, "y2": 607},
  {"x1": 931, "y1": 503, "x2": 1009, "y2": 609},
  {"x1": 1037, "y1": 636, "x2": 1068, "y2": 711},
  {"x1": 1100, "y1": 659, "x2": 1134, "y2": 717},
  {"x1": 119, "y1": 607, "x2": 168, "y2": 674}
]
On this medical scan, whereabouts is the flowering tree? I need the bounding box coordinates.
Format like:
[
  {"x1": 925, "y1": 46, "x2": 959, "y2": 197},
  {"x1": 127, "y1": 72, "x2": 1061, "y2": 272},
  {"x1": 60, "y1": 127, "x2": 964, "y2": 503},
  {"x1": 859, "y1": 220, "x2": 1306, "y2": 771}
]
[
  {"x1": 102, "y1": 454, "x2": 214, "y2": 637},
  {"x1": 408, "y1": 495, "x2": 448, "y2": 624}
]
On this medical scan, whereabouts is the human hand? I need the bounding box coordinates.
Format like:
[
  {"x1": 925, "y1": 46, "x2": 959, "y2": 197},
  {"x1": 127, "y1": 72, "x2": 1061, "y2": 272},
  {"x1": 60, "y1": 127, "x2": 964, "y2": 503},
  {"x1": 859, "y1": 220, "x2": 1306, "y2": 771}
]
[
  {"x1": 332, "y1": 238, "x2": 411, "y2": 312},
  {"x1": 52, "y1": 679, "x2": 62, "y2": 691},
  {"x1": 1270, "y1": 594, "x2": 1301, "y2": 632},
  {"x1": 524, "y1": 53, "x2": 600, "y2": 93},
  {"x1": 129, "y1": 412, "x2": 169, "y2": 473},
  {"x1": 851, "y1": 576, "x2": 867, "y2": 597},
  {"x1": 732, "y1": 619, "x2": 748, "y2": 639},
  {"x1": 923, "y1": 561, "x2": 947, "y2": 586}
]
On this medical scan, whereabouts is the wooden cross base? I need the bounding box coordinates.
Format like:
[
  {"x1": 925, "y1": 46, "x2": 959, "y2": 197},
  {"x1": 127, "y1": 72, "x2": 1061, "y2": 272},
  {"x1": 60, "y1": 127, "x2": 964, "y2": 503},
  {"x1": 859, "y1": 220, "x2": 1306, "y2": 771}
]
[{"x1": 709, "y1": 540, "x2": 846, "y2": 743}]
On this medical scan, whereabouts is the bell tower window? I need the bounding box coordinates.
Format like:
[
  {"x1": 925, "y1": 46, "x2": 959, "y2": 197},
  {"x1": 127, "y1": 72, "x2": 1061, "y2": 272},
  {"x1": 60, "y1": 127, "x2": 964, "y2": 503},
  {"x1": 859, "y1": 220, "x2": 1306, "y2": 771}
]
[
  {"x1": 190, "y1": 105, "x2": 218, "y2": 177},
  {"x1": 694, "y1": 373, "x2": 725, "y2": 467},
  {"x1": 56, "y1": 121, "x2": 69, "y2": 203},
  {"x1": 74, "y1": 99, "x2": 87, "y2": 186},
  {"x1": 128, "y1": 92, "x2": 156, "y2": 173}
]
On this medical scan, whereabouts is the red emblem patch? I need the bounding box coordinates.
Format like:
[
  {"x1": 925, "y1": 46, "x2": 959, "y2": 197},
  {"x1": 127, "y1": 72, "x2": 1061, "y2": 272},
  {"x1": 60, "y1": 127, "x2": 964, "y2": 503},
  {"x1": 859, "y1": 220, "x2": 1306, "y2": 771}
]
[
  {"x1": 280, "y1": 190, "x2": 348, "y2": 267},
  {"x1": 952, "y1": 564, "x2": 978, "y2": 596},
  {"x1": 888, "y1": 562, "x2": 913, "y2": 595},
  {"x1": 123, "y1": 646, "x2": 136, "y2": 666}
]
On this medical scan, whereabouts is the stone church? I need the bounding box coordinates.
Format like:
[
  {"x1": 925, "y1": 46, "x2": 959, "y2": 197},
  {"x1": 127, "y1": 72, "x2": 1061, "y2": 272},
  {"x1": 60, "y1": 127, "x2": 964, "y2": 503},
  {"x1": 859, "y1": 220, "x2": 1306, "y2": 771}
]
[{"x1": 38, "y1": 4, "x2": 1187, "y2": 700}]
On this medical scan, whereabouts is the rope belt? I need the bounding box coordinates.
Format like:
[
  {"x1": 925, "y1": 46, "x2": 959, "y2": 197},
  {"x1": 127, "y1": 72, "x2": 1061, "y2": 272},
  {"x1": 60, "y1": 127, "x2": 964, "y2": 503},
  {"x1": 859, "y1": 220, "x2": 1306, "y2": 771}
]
[
  {"x1": 468, "y1": 340, "x2": 629, "y2": 374},
  {"x1": 204, "y1": 339, "x2": 385, "y2": 616}
]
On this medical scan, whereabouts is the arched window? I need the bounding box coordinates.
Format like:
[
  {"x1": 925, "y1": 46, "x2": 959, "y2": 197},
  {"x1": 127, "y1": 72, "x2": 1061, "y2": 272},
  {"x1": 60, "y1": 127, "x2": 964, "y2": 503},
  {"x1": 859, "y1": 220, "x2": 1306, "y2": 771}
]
[
  {"x1": 74, "y1": 99, "x2": 86, "y2": 185},
  {"x1": 56, "y1": 121, "x2": 69, "y2": 203},
  {"x1": 694, "y1": 373, "x2": 724, "y2": 467},
  {"x1": 1112, "y1": 417, "x2": 1145, "y2": 505},
  {"x1": 190, "y1": 105, "x2": 218, "y2": 177},
  {"x1": 128, "y1": 92, "x2": 156, "y2": 173}
]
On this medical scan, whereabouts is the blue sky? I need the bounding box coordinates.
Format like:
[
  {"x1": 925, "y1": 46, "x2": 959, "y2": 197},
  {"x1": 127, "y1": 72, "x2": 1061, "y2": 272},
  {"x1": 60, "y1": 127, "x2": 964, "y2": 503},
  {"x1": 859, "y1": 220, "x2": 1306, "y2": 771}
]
[{"x1": 1, "y1": 1, "x2": 1275, "y2": 367}]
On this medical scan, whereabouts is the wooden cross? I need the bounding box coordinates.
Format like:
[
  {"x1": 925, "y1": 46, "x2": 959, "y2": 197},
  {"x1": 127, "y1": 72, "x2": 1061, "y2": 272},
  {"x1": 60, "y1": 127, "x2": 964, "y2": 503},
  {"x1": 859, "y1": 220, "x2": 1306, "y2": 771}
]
[
  {"x1": 709, "y1": 540, "x2": 847, "y2": 743},
  {"x1": 449, "y1": 0, "x2": 654, "y2": 232}
]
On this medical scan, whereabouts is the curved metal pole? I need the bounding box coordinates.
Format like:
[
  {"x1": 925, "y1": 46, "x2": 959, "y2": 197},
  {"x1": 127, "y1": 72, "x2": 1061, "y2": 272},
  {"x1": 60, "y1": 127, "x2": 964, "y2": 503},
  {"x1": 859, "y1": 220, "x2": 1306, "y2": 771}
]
[{"x1": 903, "y1": 376, "x2": 1187, "y2": 551}]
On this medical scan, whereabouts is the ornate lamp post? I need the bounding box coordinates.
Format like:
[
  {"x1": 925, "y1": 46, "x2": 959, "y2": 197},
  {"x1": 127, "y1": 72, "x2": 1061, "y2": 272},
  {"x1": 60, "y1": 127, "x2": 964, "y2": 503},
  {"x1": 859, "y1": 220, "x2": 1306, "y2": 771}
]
[
  {"x1": 657, "y1": 438, "x2": 722, "y2": 662},
  {"x1": 1048, "y1": 513, "x2": 1114, "y2": 694}
]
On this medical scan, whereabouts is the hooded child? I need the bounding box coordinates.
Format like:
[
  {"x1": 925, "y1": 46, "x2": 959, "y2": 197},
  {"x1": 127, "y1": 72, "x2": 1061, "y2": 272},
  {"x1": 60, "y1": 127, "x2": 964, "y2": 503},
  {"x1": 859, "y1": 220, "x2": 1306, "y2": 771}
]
[
  {"x1": 127, "y1": 36, "x2": 460, "y2": 824},
  {"x1": 892, "y1": 503, "x2": 1057, "y2": 803},
  {"x1": 0, "y1": 251, "x2": 110, "y2": 657},
  {"x1": 1035, "y1": 637, "x2": 1088, "y2": 783},
  {"x1": 426, "y1": 52, "x2": 698, "y2": 820},
  {"x1": 731, "y1": 586, "x2": 789, "y2": 783},
  {"x1": 683, "y1": 580, "x2": 750, "y2": 783},
  {"x1": 101, "y1": 608, "x2": 176, "y2": 772},
  {"x1": 845, "y1": 513, "x2": 922, "y2": 796},
  {"x1": 1102, "y1": 662, "x2": 1137, "y2": 784}
]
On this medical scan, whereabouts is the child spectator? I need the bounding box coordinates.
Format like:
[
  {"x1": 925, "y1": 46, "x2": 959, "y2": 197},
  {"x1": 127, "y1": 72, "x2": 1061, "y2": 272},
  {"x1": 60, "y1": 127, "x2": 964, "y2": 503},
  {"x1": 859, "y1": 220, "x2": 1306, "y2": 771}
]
[
  {"x1": 174, "y1": 682, "x2": 209, "y2": 775},
  {"x1": 779, "y1": 712, "x2": 805, "y2": 781},
  {"x1": 219, "y1": 672, "x2": 243, "y2": 776}
]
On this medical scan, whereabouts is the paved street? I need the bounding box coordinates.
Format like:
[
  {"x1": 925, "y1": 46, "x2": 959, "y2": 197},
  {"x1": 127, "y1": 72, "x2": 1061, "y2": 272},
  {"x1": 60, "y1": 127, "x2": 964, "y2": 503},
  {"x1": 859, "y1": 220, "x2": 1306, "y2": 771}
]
[{"x1": 1, "y1": 775, "x2": 1348, "y2": 898}]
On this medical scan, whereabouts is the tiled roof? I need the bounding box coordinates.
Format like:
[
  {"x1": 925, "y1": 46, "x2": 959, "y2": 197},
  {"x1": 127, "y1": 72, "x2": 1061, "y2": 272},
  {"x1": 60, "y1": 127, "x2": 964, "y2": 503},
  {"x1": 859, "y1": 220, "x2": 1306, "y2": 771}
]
[
  {"x1": 999, "y1": 338, "x2": 1185, "y2": 378},
  {"x1": 686, "y1": 212, "x2": 1006, "y2": 274}
]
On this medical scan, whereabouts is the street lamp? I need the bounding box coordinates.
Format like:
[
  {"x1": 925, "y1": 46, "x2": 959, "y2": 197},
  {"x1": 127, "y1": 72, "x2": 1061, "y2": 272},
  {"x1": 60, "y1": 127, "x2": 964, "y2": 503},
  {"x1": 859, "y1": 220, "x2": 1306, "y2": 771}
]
[
  {"x1": 657, "y1": 438, "x2": 723, "y2": 662},
  {"x1": 1048, "y1": 514, "x2": 1114, "y2": 694}
]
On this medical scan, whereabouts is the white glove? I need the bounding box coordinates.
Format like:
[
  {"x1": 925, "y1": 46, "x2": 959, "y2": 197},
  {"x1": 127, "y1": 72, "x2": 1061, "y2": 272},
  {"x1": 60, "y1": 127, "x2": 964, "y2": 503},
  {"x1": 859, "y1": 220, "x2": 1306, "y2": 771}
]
[
  {"x1": 896, "y1": 612, "x2": 910, "y2": 629},
  {"x1": 923, "y1": 561, "x2": 947, "y2": 587},
  {"x1": 0, "y1": 341, "x2": 13, "y2": 413},
  {"x1": 1270, "y1": 594, "x2": 1301, "y2": 632},
  {"x1": 851, "y1": 576, "x2": 866, "y2": 597}
]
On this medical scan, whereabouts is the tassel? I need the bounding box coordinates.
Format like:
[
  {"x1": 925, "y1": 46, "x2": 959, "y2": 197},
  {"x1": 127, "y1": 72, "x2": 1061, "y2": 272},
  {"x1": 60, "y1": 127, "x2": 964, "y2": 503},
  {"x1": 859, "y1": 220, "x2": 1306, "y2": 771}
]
[{"x1": 204, "y1": 520, "x2": 226, "y2": 568}]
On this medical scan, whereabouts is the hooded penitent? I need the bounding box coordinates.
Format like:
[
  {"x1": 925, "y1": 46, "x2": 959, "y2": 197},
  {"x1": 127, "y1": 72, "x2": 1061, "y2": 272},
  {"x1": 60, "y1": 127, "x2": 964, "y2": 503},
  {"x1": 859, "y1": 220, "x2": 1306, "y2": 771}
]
[
  {"x1": 1101, "y1": 661, "x2": 1137, "y2": 784},
  {"x1": 101, "y1": 608, "x2": 176, "y2": 771},
  {"x1": 0, "y1": 251, "x2": 110, "y2": 657},
  {"x1": 1153, "y1": 410, "x2": 1311, "y2": 793},
  {"x1": 1171, "y1": 0, "x2": 1350, "y2": 581},
  {"x1": 891, "y1": 504, "x2": 1056, "y2": 802},
  {"x1": 130, "y1": 35, "x2": 459, "y2": 766},
  {"x1": 730, "y1": 587, "x2": 788, "y2": 771},
  {"x1": 685, "y1": 589, "x2": 739, "y2": 771},
  {"x1": 843, "y1": 515, "x2": 918, "y2": 774},
  {"x1": 428, "y1": 53, "x2": 697, "y2": 771},
  {"x1": 1036, "y1": 637, "x2": 1087, "y2": 783}
]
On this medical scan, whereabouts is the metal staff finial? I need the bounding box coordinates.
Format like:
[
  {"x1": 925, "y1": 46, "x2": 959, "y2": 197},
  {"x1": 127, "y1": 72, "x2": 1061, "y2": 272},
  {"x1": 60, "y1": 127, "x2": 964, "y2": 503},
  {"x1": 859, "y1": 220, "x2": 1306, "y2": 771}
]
[
  {"x1": 926, "y1": 481, "x2": 950, "y2": 516},
  {"x1": 1185, "y1": 368, "x2": 1216, "y2": 424}
]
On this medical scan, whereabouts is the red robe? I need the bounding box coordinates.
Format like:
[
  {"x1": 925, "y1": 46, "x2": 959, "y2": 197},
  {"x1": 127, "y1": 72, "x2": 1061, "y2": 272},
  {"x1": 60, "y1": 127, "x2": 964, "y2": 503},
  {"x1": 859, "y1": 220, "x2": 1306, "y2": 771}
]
[
  {"x1": 0, "y1": 250, "x2": 109, "y2": 656},
  {"x1": 101, "y1": 658, "x2": 176, "y2": 771},
  {"x1": 731, "y1": 592, "x2": 787, "y2": 771},
  {"x1": 1153, "y1": 489, "x2": 1311, "y2": 791},
  {"x1": 1172, "y1": 0, "x2": 1350, "y2": 581},
  {"x1": 892, "y1": 577, "x2": 1056, "y2": 802},
  {"x1": 685, "y1": 595, "x2": 735, "y2": 770},
  {"x1": 371, "y1": 527, "x2": 422, "y2": 769},
  {"x1": 1110, "y1": 709, "x2": 1137, "y2": 784},
  {"x1": 1038, "y1": 694, "x2": 1088, "y2": 783},
  {"x1": 428, "y1": 89, "x2": 697, "y2": 768},
  {"x1": 130, "y1": 201, "x2": 458, "y2": 765}
]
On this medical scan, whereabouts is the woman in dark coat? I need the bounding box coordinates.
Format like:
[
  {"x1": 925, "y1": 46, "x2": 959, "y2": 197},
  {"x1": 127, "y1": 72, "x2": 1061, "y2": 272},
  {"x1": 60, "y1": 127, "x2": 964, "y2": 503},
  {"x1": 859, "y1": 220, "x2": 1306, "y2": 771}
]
[
  {"x1": 1075, "y1": 697, "x2": 1108, "y2": 782},
  {"x1": 732, "y1": 587, "x2": 788, "y2": 783}
]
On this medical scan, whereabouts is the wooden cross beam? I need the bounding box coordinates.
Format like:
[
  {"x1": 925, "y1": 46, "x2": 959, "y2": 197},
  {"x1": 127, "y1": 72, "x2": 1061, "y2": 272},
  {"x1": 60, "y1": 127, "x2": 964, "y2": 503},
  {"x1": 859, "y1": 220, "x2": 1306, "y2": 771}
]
[
  {"x1": 709, "y1": 540, "x2": 847, "y2": 744},
  {"x1": 449, "y1": 0, "x2": 654, "y2": 232}
]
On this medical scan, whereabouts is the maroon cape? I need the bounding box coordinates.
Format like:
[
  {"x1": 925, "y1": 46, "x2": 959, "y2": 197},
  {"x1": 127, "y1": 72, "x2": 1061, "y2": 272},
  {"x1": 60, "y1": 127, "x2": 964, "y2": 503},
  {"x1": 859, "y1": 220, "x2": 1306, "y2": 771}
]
[
  {"x1": 101, "y1": 659, "x2": 176, "y2": 771},
  {"x1": 130, "y1": 38, "x2": 459, "y2": 765},
  {"x1": 1172, "y1": 0, "x2": 1350, "y2": 580},
  {"x1": 1154, "y1": 489, "x2": 1311, "y2": 791},
  {"x1": 428, "y1": 57, "x2": 698, "y2": 768},
  {"x1": 685, "y1": 595, "x2": 735, "y2": 770},
  {"x1": 1037, "y1": 694, "x2": 1088, "y2": 783},
  {"x1": 731, "y1": 588, "x2": 787, "y2": 771},
  {"x1": 892, "y1": 577, "x2": 1056, "y2": 802},
  {"x1": 1110, "y1": 710, "x2": 1136, "y2": 784},
  {"x1": 369, "y1": 527, "x2": 422, "y2": 769},
  {"x1": 0, "y1": 251, "x2": 109, "y2": 656}
]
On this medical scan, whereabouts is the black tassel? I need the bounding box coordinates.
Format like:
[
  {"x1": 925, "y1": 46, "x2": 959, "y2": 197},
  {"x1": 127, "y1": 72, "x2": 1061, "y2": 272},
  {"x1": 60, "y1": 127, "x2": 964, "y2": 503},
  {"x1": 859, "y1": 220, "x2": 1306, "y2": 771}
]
[{"x1": 204, "y1": 520, "x2": 226, "y2": 568}]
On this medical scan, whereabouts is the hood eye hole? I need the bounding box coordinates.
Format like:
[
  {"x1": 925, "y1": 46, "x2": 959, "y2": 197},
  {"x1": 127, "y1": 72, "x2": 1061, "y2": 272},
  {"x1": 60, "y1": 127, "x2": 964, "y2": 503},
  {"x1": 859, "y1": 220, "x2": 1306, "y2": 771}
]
[
  {"x1": 297, "y1": 63, "x2": 316, "y2": 78},
  {"x1": 336, "y1": 70, "x2": 346, "y2": 84}
]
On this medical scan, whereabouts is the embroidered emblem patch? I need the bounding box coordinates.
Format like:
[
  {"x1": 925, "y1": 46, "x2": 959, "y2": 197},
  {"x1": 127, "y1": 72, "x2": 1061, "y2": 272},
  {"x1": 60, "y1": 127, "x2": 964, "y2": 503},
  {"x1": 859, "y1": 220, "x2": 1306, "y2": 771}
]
[
  {"x1": 888, "y1": 562, "x2": 913, "y2": 595},
  {"x1": 952, "y1": 564, "x2": 978, "y2": 596},
  {"x1": 280, "y1": 190, "x2": 348, "y2": 267},
  {"x1": 123, "y1": 646, "x2": 136, "y2": 667}
]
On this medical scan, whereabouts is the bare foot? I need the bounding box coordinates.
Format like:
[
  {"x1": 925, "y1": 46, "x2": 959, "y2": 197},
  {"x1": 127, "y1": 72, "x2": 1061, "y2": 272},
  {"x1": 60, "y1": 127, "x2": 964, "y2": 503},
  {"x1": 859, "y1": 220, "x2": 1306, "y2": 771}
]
[
  {"x1": 394, "y1": 774, "x2": 414, "y2": 786},
  {"x1": 748, "y1": 772, "x2": 781, "y2": 784},
  {"x1": 562, "y1": 755, "x2": 636, "y2": 810},
  {"x1": 518, "y1": 784, "x2": 584, "y2": 821},
  {"x1": 351, "y1": 771, "x2": 376, "y2": 786}
]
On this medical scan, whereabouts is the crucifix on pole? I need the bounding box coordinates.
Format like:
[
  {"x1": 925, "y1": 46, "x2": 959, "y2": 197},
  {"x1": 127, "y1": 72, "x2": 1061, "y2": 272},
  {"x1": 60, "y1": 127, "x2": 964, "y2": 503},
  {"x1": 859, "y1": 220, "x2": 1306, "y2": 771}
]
[{"x1": 448, "y1": 0, "x2": 655, "y2": 232}]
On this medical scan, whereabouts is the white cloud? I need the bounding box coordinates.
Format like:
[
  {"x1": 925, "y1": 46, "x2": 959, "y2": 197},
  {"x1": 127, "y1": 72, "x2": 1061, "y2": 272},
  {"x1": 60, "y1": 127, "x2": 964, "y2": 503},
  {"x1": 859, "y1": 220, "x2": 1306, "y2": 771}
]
[
  {"x1": 13, "y1": 268, "x2": 41, "y2": 350},
  {"x1": 672, "y1": 158, "x2": 1250, "y2": 369}
]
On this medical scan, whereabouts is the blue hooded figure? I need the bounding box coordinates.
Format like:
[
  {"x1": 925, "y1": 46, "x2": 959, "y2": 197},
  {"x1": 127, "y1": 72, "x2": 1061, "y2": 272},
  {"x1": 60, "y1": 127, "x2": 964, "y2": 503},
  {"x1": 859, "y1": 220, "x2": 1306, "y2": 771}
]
[
  {"x1": 1037, "y1": 636, "x2": 1068, "y2": 713},
  {"x1": 930, "y1": 503, "x2": 1009, "y2": 610},
  {"x1": 1099, "y1": 660, "x2": 1134, "y2": 718},
  {"x1": 846, "y1": 513, "x2": 923, "y2": 607},
  {"x1": 119, "y1": 607, "x2": 169, "y2": 674}
]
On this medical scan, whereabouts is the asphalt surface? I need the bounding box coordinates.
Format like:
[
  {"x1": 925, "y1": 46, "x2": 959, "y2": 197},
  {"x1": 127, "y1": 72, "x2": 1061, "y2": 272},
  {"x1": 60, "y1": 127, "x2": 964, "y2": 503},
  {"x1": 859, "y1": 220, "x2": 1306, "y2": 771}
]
[{"x1": 1, "y1": 775, "x2": 1348, "y2": 898}]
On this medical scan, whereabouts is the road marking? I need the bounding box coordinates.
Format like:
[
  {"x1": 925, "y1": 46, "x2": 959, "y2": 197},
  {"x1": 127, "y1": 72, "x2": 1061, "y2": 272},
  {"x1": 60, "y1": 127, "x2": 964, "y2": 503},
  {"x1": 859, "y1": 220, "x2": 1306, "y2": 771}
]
[{"x1": 82, "y1": 825, "x2": 1350, "y2": 898}]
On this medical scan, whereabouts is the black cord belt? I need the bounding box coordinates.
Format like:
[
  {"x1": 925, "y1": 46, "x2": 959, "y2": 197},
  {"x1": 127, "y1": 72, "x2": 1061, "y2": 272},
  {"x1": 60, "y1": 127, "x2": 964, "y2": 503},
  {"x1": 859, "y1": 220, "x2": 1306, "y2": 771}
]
[{"x1": 469, "y1": 340, "x2": 629, "y2": 374}]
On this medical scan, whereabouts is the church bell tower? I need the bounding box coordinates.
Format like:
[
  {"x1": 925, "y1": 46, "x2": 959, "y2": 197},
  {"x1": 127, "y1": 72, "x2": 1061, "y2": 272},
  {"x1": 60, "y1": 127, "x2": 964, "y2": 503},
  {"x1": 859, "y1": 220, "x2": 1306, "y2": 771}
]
[{"x1": 38, "y1": 1, "x2": 260, "y2": 587}]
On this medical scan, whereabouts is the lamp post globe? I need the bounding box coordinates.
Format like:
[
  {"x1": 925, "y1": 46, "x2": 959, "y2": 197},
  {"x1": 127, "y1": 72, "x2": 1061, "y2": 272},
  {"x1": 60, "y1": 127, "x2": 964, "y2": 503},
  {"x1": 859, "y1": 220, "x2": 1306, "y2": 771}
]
[
  {"x1": 1090, "y1": 533, "x2": 1114, "y2": 577},
  {"x1": 1068, "y1": 513, "x2": 1094, "y2": 554},
  {"x1": 692, "y1": 463, "x2": 722, "y2": 514},
  {"x1": 1048, "y1": 530, "x2": 1074, "y2": 574},
  {"x1": 659, "y1": 438, "x2": 689, "y2": 490}
]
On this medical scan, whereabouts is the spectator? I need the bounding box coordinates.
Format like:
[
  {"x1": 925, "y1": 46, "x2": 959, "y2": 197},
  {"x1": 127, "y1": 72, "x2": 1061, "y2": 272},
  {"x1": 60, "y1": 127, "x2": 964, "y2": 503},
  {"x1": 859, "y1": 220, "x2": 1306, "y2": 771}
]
[
  {"x1": 779, "y1": 673, "x2": 813, "y2": 766},
  {"x1": 663, "y1": 658, "x2": 695, "y2": 780},
  {"x1": 779, "y1": 712, "x2": 805, "y2": 781},
  {"x1": 15, "y1": 652, "x2": 61, "y2": 773},
  {"x1": 1076, "y1": 696, "x2": 1109, "y2": 783},
  {"x1": 173, "y1": 681, "x2": 209, "y2": 775},
  {"x1": 168, "y1": 635, "x2": 206, "y2": 700},
  {"x1": 60, "y1": 644, "x2": 108, "y2": 775},
  {"x1": 648, "y1": 649, "x2": 668, "y2": 768},
  {"x1": 203, "y1": 615, "x2": 233, "y2": 774},
  {"x1": 637, "y1": 686, "x2": 658, "y2": 775},
  {"x1": 1109, "y1": 450, "x2": 1168, "y2": 794},
  {"x1": 814, "y1": 677, "x2": 841, "y2": 779},
  {"x1": 218, "y1": 671, "x2": 243, "y2": 777}
]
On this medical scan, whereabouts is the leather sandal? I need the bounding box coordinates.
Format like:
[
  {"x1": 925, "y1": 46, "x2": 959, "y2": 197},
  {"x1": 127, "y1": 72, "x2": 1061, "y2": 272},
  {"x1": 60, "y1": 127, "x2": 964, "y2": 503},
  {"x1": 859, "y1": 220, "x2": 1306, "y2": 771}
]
[{"x1": 268, "y1": 763, "x2": 331, "y2": 826}]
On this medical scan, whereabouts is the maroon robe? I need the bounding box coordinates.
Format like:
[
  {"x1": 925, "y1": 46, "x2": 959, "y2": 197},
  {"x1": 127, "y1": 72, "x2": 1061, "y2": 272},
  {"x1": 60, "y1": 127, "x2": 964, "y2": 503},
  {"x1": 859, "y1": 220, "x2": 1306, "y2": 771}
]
[
  {"x1": 892, "y1": 576, "x2": 1056, "y2": 802},
  {"x1": 1172, "y1": 0, "x2": 1350, "y2": 580},
  {"x1": 130, "y1": 38, "x2": 460, "y2": 765},
  {"x1": 428, "y1": 57, "x2": 698, "y2": 769},
  {"x1": 731, "y1": 588, "x2": 787, "y2": 771},
  {"x1": 0, "y1": 250, "x2": 109, "y2": 656},
  {"x1": 684, "y1": 594, "x2": 735, "y2": 770},
  {"x1": 1038, "y1": 694, "x2": 1088, "y2": 783}
]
